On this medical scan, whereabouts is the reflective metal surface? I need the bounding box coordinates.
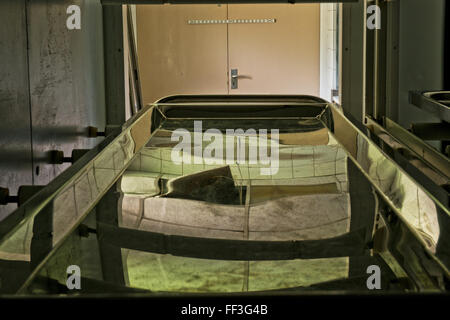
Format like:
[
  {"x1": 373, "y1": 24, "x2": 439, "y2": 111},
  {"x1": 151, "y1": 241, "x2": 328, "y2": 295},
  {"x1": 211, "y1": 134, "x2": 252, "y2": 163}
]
[
  {"x1": 365, "y1": 116, "x2": 450, "y2": 188},
  {"x1": 0, "y1": 106, "x2": 153, "y2": 292},
  {"x1": 0, "y1": 95, "x2": 448, "y2": 295}
]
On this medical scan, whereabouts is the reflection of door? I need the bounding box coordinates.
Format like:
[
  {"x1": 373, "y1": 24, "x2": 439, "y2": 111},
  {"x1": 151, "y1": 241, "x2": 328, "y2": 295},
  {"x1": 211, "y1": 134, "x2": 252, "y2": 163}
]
[{"x1": 137, "y1": 4, "x2": 319, "y2": 105}]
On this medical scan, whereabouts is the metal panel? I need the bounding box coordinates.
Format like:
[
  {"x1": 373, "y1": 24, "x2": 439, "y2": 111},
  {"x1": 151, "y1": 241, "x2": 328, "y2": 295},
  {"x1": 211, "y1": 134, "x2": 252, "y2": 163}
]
[
  {"x1": 367, "y1": 0, "x2": 399, "y2": 122},
  {"x1": 103, "y1": 5, "x2": 126, "y2": 125},
  {"x1": 0, "y1": 0, "x2": 33, "y2": 220},
  {"x1": 340, "y1": 0, "x2": 366, "y2": 122},
  {"x1": 385, "y1": 0, "x2": 399, "y2": 122}
]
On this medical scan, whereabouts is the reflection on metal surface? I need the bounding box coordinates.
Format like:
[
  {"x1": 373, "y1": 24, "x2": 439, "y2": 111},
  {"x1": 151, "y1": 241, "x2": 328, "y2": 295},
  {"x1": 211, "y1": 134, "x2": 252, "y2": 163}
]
[
  {"x1": 365, "y1": 116, "x2": 450, "y2": 188},
  {"x1": 330, "y1": 106, "x2": 445, "y2": 251},
  {"x1": 0, "y1": 106, "x2": 153, "y2": 282},
  {"x1": 0, "y1": 95, "x2": 449, "y2": 295},
  {"x1": 384, "y1": 117, "x2": 450, "y2": 179}
]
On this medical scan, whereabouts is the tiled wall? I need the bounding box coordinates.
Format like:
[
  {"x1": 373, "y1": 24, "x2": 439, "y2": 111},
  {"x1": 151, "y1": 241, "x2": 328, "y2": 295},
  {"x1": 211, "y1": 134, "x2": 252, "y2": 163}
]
[{"x1": 320, "y1": 3, "x2": 339, "y2": 103}]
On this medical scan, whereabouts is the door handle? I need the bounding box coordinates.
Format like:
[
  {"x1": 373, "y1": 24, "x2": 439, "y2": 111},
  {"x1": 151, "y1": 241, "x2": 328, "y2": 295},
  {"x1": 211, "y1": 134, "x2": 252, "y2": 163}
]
[{"x1": 230, "y1": 69, "x2": 252, "y2": 89}]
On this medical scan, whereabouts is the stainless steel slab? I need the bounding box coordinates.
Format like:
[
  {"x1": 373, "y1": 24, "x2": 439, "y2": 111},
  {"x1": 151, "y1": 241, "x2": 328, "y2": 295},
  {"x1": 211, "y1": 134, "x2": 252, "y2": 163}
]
[{"x1": 1, "y1": 95, "x2": 448, "y2": 294}]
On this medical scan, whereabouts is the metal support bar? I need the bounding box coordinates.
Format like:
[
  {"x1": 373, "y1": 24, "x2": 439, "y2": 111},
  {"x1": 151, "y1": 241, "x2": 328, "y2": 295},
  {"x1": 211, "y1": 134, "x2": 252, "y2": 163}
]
[
  {"x1": 96, "y1": 184, "x2": 126, "y2": 286},
  {"x1": 341, "y1": 0, "x2": 366, "y2": 122},
  {"x1": 30, "y1": 203, "x2": 53, "y2": 270},
  {"x1": 102, "y1": 0, "x2": 358, "y2": 4},
  {"x1": 126, "y1": 5, "x2": 143, "y2": 115},
  {"x1": 103, "y1": 5, "x2": 126, "y2": 126},
  {"x1": 347, "y1": 159, "x2": 377, "y2": 276},
  {"x1": 384, "y1": 0, "x2": 399, "y2": 122},
  {"x1": 49, "y1": 149, "x2": 92, "y2": 165},
  {"x1": 373, "y1": 0, "x2": 387, "y2": 121},
  {"x1": 0, "y1": 186, "x2": 45, "y2": 206},
  {"x1": 99, "y1": 223, "x2": 368, "y2": 260},
  {"x1": 88, "y1": 126, "x2": 106, "y2": 138}
]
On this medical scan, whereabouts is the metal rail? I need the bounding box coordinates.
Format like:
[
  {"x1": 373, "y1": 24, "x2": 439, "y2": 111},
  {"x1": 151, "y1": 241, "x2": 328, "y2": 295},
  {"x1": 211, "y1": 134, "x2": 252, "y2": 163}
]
[{"x1": 102, "y1": 0, "x2": 358, "y2": 4}]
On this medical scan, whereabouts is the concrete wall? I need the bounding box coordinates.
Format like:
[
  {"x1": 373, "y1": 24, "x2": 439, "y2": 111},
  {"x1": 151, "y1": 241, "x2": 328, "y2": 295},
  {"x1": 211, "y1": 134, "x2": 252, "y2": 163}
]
[
  {"x1": 27, "y1": 0, "x2": 106, "y2": 186},
  {"x1": 0, "y1": 0, "x2": 33, "y2": 220},
  {"x1": 0, "y1": 0, "x2": 106, "y2": 220}
]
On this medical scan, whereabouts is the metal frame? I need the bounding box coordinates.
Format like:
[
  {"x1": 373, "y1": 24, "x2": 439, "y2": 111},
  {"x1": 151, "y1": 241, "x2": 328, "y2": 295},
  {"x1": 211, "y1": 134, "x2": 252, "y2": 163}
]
[
  {"x1": 349, "y1": 0, "x2": 449, "y2": 213},
  {"x1": 103, "y1": 5, "x2": 126, "y2": 126},
  {"x1": 340, "y1": 0, "x2": 366, "y2": 122},
  {"x1": 126, "y1": 5, "x2": 143, "y2": 115}
]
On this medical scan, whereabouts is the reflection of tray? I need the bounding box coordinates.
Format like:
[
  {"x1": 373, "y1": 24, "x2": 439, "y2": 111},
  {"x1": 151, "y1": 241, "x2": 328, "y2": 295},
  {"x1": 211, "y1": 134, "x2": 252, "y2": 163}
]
[{"x1": 409, "y1": 91, "x2": 450, "y2": 122}]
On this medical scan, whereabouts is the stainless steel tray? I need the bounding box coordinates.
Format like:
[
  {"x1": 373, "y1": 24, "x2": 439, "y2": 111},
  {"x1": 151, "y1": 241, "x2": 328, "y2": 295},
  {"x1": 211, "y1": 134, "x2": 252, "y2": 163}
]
[{"x1": 0, "y1": 95, "x2": 448, "y2": 295}]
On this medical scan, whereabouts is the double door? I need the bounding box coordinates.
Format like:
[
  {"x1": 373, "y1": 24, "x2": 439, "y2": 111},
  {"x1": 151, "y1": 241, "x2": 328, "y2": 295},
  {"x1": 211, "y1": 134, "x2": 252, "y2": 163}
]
[{"x1": 137, "y1": 4, "x2": 320, "y2": 104}]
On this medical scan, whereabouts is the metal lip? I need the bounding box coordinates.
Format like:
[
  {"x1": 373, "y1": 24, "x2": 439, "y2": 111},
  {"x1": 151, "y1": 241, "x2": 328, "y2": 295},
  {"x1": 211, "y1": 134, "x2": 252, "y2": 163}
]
[
  {"x1": 153, "y1": 93, "x2": 330, "y2": 104},
  {"x1": 409, "y1": 90, "x2": 450, "y2": 122},
  {"x1": 423, "y1": 91, "x2": 450, "y2": 100},
  {"x1": 102, "y1": 0, "x2": 358, "y2": 4},
  {"x1": 151, "y1": 94, "x2": 331, "y2": 120}
]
